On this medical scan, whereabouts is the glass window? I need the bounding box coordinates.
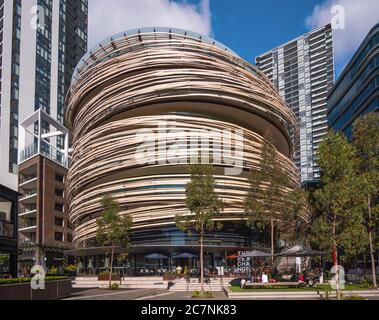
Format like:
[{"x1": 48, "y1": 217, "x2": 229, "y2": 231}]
[
  {"x1": 0, "y1": 197, "x2": 12, "y2": 221},
  {"x1": 55, "y1": 203, "x2": 64, "y2": 212},
  {"x1": 0, "y1": 254, "x2": 10, "y2": 275},
  {"x1": 55, "y1": 232, "x2": 63, "y2": 242},
  {"x1": 55, "y1": 174, "x2": 64, "y2": 182},
  {"x1": 55, "y1": 217, "x2": 64, "y2": 227},
  {"x1": 55, "y1": 189, "x2": 64, "y2": 197}
]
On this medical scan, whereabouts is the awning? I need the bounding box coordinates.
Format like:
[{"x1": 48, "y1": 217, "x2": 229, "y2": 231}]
[
  {"x1": 276, "y1": 249, "x2": 326, "y2": 257},
  {"x1": 145, "y1": 253, "x2": 169, "y2": 259},
  {"x1": 19, "y1": 253, "x2": 36, "y2": 261},
  {"x1": 65, "y1": 246, "x2": 127, "y2": 257},
  {"x1": 19, "y1": 243, "x2": 66, "y2": 255},
  {"x1": 239, "y1": 250, "x2": 272, "y2": 258},
  {"x1": 174, "y1": 252, "x2": 198, "y2": 259}
]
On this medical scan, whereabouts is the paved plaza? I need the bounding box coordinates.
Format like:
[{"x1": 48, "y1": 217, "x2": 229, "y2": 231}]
[
  {"x1": 63, "y1": 288, "x2": 379, "y2": 301},
  {"x1": 64, "y1": 288, "x2": 228, "y2": 301}
]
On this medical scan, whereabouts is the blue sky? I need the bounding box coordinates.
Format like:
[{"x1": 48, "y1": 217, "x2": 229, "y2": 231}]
[
  {"x1": 210, "y1": 0, "x2": 321, "y2": 63},
  {"x1": 89, "y1": 0, "x2": 379, "y2": 78}
]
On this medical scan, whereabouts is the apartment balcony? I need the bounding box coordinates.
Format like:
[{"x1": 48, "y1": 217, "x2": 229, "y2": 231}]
[
  {"x1": 312, "y1": 94, "x2": 328, "y2": 104},
  {"x1": 19, "y1": 218, "x2": 37, "y2": 233},
  {"x1": 19, "y1": 176, "x2": 37, "y2": 189},
  {"x1": 19, "y1": 237, "x2": 37, "y2": 246},
  {"x1": 313, "y1": 130, "x2": 328, "y2": 138},
  {"x1": 310, "y1": 60, "x2": 326, "y2": 70},
  {"x1": 310, "y1": 50, "x2": 326, "y2": 61},
  {"x1": 20, "y1": 141, "x2": 68, "y2": 168},
  {"x1": 309, "y1": 37, "x2": 326, "y2": 50},
  {"x1": 19, "y1": 207, "x2": 37, "y2": 218},
  {"x1": 19, "y1": 189, "x2": 37, "y2": 204},
  {"x1": 19, "y1": 224, "x2": 37, "y2": 233},
  {"x1": 311, "y1": 73, "x2": 328, "y2": 84}
]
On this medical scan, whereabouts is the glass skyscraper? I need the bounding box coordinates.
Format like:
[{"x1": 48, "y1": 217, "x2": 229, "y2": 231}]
[
  {"x1": 328, "y1": 22, "x2": 379, "y2": 138},
  {"x1": 256, "y1": 24, "x2": 334, "y2": 184},
  {"x1": 0, "y1": 0, "x2": 88, "y2": 191}
]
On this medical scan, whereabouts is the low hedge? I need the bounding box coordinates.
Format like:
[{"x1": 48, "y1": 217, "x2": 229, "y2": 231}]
[
  {"x1": 97, "y1": 273, "x2": 121, "y2": 281},
  {"x1": 192, "y1": 290, "x2": 214, "y2": 299},
  {"x1": 0, "y1": 276, "x2": 68, "y2": 285}
]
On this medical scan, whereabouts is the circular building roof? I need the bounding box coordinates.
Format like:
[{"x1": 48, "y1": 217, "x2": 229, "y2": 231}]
[{"x1": 73, "y1": 27, "x2": 238, "y2": 81}]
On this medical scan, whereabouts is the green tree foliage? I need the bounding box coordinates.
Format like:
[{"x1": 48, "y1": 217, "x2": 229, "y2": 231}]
[
  {"x1": 96, "y1": 195, "x2": 133, "y2": 287},
  {"x1": 309, "y1": 131, "x2": 368, "y2": 299},
  {"x1": 244, "y1": 141, "x2": 308, "y2": 258},
  {"x1": 352, "y1": 113, "x2": 379, "y2": 288},
  {"x1": 176, "y1": 164, "x2": 223, "y2": 293}
]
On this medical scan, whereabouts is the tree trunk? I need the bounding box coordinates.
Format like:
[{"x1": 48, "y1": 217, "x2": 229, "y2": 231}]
[
  {"x1": 271, "y1": 220, "x2": 275, "y2": 265},
  {"x1": 200, "y1": 223, "x2": 204, "y2": 294},
  {"x1": 333, "y1": 243, "x2": 341, "y2": 300},
  {"x1": 368, "y1": 197, "x2": 377, "y2": 288},
  {"x1": 109, "y1": 244, "x2": 115, "y2": 288},
  {"x1": 332, "y1": 219, "x2": 341, "y2": 300}
]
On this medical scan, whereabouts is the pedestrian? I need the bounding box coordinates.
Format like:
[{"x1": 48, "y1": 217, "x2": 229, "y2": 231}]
[{"x1": 175, "y1": 265, "x2": 182, "y2": 278}]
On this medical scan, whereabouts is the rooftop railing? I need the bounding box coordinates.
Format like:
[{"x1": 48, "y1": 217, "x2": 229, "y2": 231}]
[{"x1": 20, "y1": 141, "x2": 68, "y2": 168}]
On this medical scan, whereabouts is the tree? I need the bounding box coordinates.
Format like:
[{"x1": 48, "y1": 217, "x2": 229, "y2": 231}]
[
  {"x1": 353, "y1": 113, "x2": 379, "y2": 288},
  {"x1": 176, "y1": 164, "x2": 224, "y2": 294},
  {"x1": 96, "y1": 195, "x2": 133, "y2": 287},
  {"x1": 244, "y1": 141, "x2": 307, "y2": 263},
  {"x1": 308, "y1": 131, "x2": 367, "y2": 299}
]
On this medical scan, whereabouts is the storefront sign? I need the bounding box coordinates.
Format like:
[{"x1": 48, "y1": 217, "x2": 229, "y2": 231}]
[{"x1": 236, "y1": 251, "x2": 251, "y2": 273}]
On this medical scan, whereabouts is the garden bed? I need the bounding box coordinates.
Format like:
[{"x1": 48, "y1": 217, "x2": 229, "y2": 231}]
[
  {"x1": 0, "y1": 276, "x2": 68, "y2": 285},
  {"x1": 229, "y1": 283, "x2": 373, "y2": 292},
  {"x1": 0, "y1": 278, "x2": 72, "y2": 300}
]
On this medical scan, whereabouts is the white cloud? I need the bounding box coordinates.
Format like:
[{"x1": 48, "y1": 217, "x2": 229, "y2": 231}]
[
  {"x1": 306, "y1": 0, "x2": 379, "y2": 72},
  {"x1": 88, "y1": 0, "x2": 212, "y2": 50}
]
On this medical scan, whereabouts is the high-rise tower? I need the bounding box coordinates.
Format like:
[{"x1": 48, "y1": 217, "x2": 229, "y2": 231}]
[
  {"x1": 256, "y1": 24, "x2": 334, "y2": 184},
  {"x1": 0, "y1": 0, "x2": 88, "y2": 190}
]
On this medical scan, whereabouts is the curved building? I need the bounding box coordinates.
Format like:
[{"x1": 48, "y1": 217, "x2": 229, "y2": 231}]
[
  {"x1": 328, "y1": 23, "x2": 379, "y2": 138},
  {"x1": 65, "y1": 28, "x2": 300, "y2": 271}
]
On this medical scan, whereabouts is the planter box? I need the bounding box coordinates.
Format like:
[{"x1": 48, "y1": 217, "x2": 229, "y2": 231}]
[
  {"x1": 97, "y1": 274, "x2": 121, "y2": 281},
  {"x1": 0, "y1": 279, "x2": 72, "y2": 300}
]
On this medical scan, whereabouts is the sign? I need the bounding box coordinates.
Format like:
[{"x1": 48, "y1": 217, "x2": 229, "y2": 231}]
[
  {"x1": 236, "y1": 251, "x2": 251, "y2": 273},
  {"x1": 216, "y1": 266, "x2": 224, "y2": 276}
]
